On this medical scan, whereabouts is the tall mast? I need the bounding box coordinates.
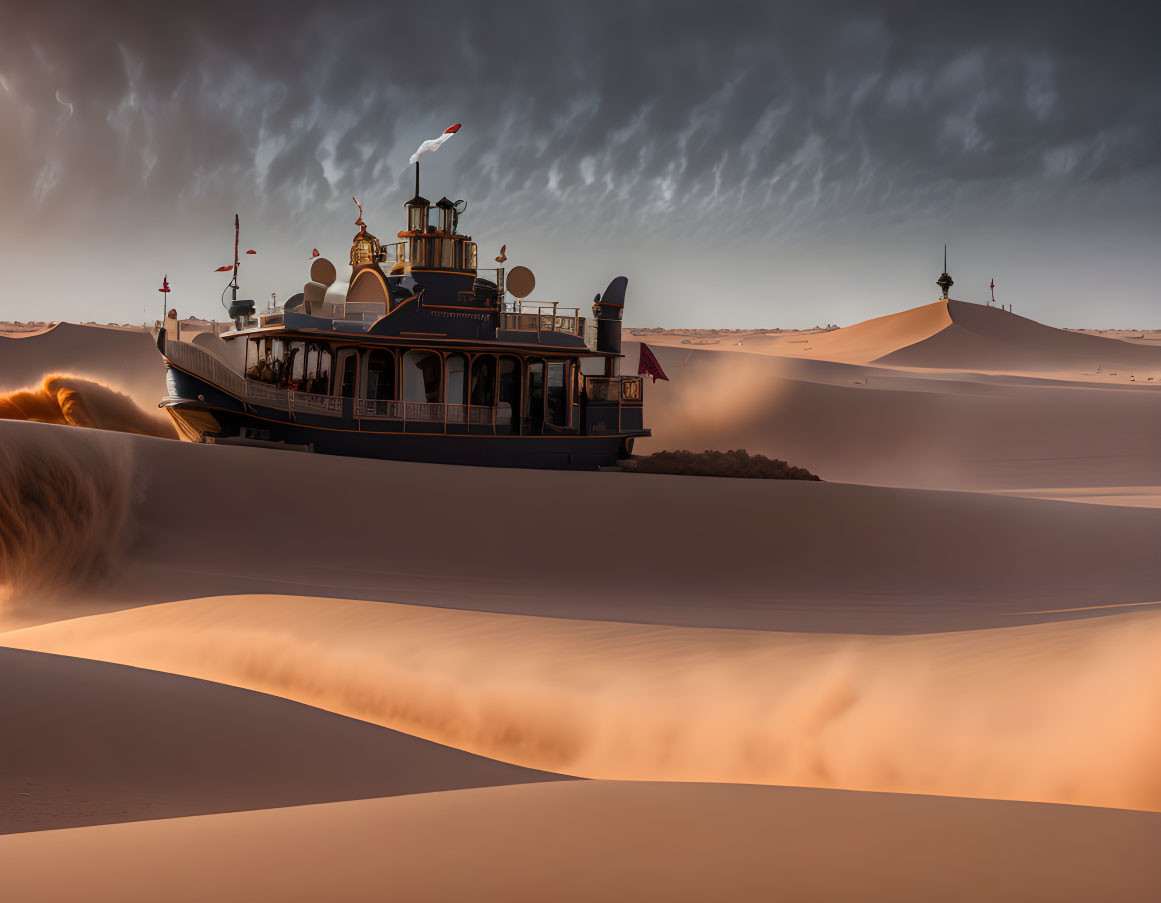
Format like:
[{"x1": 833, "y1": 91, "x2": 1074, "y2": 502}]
[{"x1": 231, "y1": 214, "x2": 240, "y2": 302}]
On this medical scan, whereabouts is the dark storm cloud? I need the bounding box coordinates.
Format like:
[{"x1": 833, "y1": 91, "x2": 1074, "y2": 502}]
[{"x1": 2, "y1": 0, "x2": 1159, "y2": 237}]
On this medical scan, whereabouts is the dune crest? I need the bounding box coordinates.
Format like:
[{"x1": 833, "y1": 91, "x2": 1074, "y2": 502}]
[{"x1": 0, "y1": 425, "x2": 136, "y2": 605}]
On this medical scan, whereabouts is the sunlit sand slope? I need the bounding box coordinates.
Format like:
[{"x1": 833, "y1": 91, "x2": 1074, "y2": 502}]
[
  {"x1": 0, "y1": 646, "x2": 562, "y2": 834},
  {"x1": 881, "y1": 300, "x2": 1161, "y2": 372},
  {"x1": 1, "y1": 782, "x2": 1157, "y2": 903}
]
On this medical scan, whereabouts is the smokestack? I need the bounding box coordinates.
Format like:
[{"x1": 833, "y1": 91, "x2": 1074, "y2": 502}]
[{"x1": 593, "y1": 277, "x2": 628, "y2": 377}]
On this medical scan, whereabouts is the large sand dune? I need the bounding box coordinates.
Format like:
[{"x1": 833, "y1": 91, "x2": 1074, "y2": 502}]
[
  {"x1": 0, "y1": 298, "x2": 1158, "y2": 897},
  {"x1": 5, "y1": 594, "x2": 1161, "y2": 810},
  {"x1": 3, "y1": 420, "x2": 1157, "y2": 632}
]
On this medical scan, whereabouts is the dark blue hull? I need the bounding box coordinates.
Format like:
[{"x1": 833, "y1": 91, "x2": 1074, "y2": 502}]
[{"x1": 163, "y1": 365, "x2": 637, "y2": 470}]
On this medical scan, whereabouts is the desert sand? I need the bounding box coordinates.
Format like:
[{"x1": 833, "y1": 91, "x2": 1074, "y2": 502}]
[{"x1": 1, "y1": 298, "x2": 1159, "y2": 899}]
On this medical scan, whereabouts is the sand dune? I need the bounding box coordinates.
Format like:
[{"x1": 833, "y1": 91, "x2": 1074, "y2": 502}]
[
  {"x1": 0, "y1": 646, "x2": 560, "y2": 834},
  {"x1": 882, "y1": 300, "x2": 1161, "y2": 372},
  {"x1": 1, "y1": 782, "x2": 1158, "y2": 903},
  {"x1": 0, "y1": 301, "x2": 1157, "y2": 897},
  {"x1": 6, "y1": 593, "x2": 1161, "y2": 810},
  {"x1": 641, "y1": 300, "x2": 1161, "y2": 374},
  {"x1": 3, "y1": 420, "x2": 1157, "y2": 632}
]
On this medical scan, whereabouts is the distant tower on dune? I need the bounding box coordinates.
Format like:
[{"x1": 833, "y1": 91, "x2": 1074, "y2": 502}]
[{"x1": 936, "y1": 244, "x2": 954, "y2": 300}]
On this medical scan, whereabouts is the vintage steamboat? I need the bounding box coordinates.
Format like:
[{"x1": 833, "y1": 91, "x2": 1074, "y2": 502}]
[{"x1": 157, "y1": 185, "x2": 649, "y2": 469}]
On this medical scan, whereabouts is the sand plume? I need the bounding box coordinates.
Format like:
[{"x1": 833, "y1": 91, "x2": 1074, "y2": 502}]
[
  {"x1": 0, "y1": 374, "x2": 175, "y2": 439},
  {"x1": 9, "y1": 595, "x2": 1161, "y2": 812},
  {"x1": 0, "y1": 425, "x2": 135, "y2": 604}
]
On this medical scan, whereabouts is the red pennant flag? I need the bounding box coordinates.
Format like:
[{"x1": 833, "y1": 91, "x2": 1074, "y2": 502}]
[
  {"x1": 310, "y1": 248, "x2": 319, "y2": 258},
  {"x1": 245, "y1": 249, "x2": 256, "y2": 255},
  {"x1": 637, "y1": 342, "x2": 669, "y2": 383},
  {"x1": 214, "y1": 264, "x2": 233, "y2": 272},
  {"x1": 158, "y1": 275, "x2": 171, "y2": 293}
]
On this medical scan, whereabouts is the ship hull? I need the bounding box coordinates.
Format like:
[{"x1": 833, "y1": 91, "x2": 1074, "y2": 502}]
[{"x1": 162, "y1": 365, "x2": 637, "y2": 470}]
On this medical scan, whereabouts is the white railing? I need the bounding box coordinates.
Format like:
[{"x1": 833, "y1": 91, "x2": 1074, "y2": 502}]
[
  {"x1": 164, "y1": 339, "x2": 247, "y2": 397},
  {"x1": 353, "y1": 399, "x2": 496, "y2": 425},
  {"x1": 166, "y1": 338, "x2": 341, "y2": 417}
]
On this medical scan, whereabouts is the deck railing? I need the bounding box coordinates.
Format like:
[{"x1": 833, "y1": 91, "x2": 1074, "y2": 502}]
[
  {"x1": 498, "y1": 300, "x2": 584, "y2": 338},
  {"x1": 354, "y1": 399, "x2": 496, "y2": 425}
]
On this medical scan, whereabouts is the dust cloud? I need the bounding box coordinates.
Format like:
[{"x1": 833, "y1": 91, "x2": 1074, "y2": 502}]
[
  {"x1": 0, "y1": 374, "x2": 175, "y2": 439},
  {"x1": 0, "y1": 426, "x2": 135, "y2": 605}
]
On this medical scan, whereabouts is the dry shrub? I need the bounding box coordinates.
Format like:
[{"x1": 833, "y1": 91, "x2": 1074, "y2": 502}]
[{"x1": 632, "y1": 448, "x2": 821, "y2": 481}]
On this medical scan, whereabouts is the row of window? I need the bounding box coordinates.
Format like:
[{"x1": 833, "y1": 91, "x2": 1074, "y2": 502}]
[
  {"x1": 407, "y1": 237, "x2": 477, "y2": 272},
  {"x1": 247, "y1": 339, "x2": 572, "y2": 428}
]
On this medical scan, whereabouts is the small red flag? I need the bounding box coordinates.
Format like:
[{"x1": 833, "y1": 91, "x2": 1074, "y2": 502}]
[
  {"x1": 310, "y1": 248, "x2": 320, "y2": 258},
  {"x1": 637, "y1": 342, "x2": 669, "y2": 383},
  {"x1": 214, "y1": 264, "x2": 233, "y2": 272},
  {"x1": 245, "y1": 249, "x2": 256, "y2": 255},
  {"x1": 158, "y1": 275, "x2": 171, "y2": 293}
]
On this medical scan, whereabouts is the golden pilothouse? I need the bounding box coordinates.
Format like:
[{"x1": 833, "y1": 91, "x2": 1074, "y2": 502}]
[{"x1": 157, "y1": 126, "x2": 650, "y2": 469}]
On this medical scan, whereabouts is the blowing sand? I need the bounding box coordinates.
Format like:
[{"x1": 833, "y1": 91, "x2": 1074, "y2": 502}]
[{"x1": 0, "y1": 301, "x2": 1158, "y2": 899}]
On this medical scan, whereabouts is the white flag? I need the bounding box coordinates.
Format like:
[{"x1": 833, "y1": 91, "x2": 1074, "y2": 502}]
[{"x1": 409, "y1": 123, "x2": 461, "y2": 165}]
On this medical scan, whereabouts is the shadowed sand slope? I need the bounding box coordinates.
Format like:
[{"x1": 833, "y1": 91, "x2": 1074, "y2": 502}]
[
  {"x1": 1, "y1": 782, "x2": 1158, "y2": 902},
  {"x1": 634, "y1": 339, "x2": 1161, "y2": 489},
  {"x1": 0, "y1": 323, "x2": 166, "y2": 408},
  {"x1": 0, "y1": 646, "x2": 561, "y2": 834},
  {"x1": 7, "y1": 595, "x2": 1161, "y2": 810},
  {"x1": 3, "y1": 420, "x2": 1158, "y2": 632}
]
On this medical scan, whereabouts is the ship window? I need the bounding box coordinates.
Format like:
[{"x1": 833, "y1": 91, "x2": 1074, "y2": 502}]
[
  {"x1": 445, "y1": 354, "x2": 467, "y2": 405},
  {"x1": 336, "y1": 348, "x2": 358, "y2": 399},
  {"x1": 304, "y1": 343, "x2": 331, "y2": 395},
  {"x1": 287, "y1": 342, "x2": 305, "y2": 389},
  {"x1": 407, "y1": 204, "x2": 427, "y2": 232},
  {"x1": 497, "y1": 356, "x2": 521, "y2": 434},
  {"x1": 470, "y1": 355, "x2": 495, "y2": 406},
  {"x1": 402, "y1": 350, "x2": 441, "y2": 404},
  {"x1": 247, "y1": 338, "x2": 271, "y2": 381},
  {"x1": 440, "y1": 239, "x2": 456, "y2": 269},
  {"x1": 526, "y1": 360, "x2": 545, "y2": 433},
  {"x1": 364, "y1": 349, "x2": 396, "y2": 400},
  {"x1": 464, "y1": 242, "x2": 477, "y2": 272},
  {"x1": 546, "y1": 362, "x2": 567, "y2": 428}
]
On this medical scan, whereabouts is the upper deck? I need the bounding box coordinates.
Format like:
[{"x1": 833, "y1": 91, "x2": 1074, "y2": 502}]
[{"x1": 222, "y1": 190, "x2": 609, "y2": 355}]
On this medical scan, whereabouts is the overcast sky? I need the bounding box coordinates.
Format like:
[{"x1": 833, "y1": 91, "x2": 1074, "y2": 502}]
[{"x1": 1, "y1": 1, "x2": 1158, "y2": 328}]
